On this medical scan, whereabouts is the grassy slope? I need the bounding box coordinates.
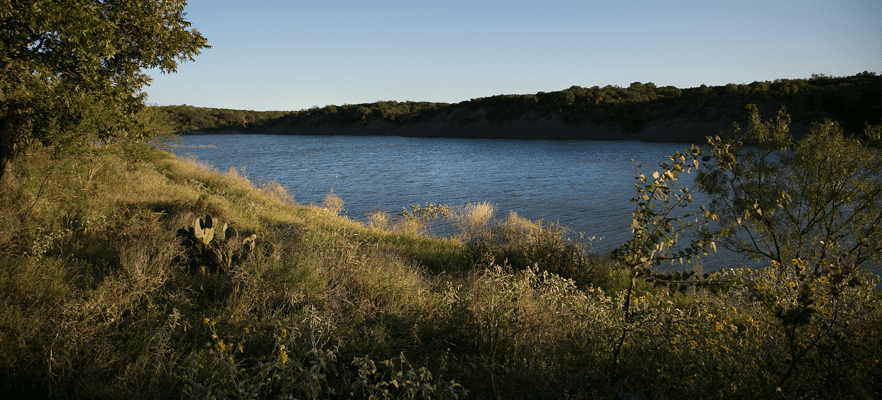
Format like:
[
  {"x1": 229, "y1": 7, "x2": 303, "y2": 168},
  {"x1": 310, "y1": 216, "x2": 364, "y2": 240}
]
[{"x1": 0, "y1": 143, "x2": 879, "y2": 399}]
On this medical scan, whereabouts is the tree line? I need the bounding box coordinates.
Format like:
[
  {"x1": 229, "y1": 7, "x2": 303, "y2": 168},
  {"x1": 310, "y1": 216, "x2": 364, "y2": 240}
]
[
  {"x1": 156, "y1": 105, "x2": 292, "y2": 133},
  {"x1": 158, "y1": 72, "x2": 880, "y2": 139}
]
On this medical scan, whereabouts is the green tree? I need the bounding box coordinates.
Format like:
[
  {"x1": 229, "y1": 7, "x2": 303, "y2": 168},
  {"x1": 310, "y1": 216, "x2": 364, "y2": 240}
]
[
  {"x1": 696, "y1": 105, "x2": 882, "y2": 396},
  {"x1": 0, "y1": 0, "x2": 209, "y2": 187},
  {"x1": 614, "y1": 106, "x2": 882, "y2": 395},
  {"x1": 699, "y1": 105, "x2": 882, "y2": 276}
]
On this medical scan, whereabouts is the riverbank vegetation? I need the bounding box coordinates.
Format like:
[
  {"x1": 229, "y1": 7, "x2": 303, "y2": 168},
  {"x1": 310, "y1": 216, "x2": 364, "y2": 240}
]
[
  {"x1": 7, "y1": 2, "x2": 877, "y2": 397},
  {"x1": 158, "y1": 72, "x2": 880, "y2": 140},
  {"x1": 1, "y1": 107, "x2": 880, "y2": 399}
]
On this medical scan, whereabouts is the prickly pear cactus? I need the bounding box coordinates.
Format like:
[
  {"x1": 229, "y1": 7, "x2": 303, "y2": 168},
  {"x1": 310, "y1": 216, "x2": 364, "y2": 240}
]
[
  {"x1": 193, "y1": 215, "x2": 215, "y2": 245},
  {"x1": 242, "y1": 234, "x2": 257, "y2": 253},
  {"x1": 175, "y1": 214, "x2": 257, "y2": 274},
  {"x1": 217, "y1": 222, "x2": 229, "y2": 242}
]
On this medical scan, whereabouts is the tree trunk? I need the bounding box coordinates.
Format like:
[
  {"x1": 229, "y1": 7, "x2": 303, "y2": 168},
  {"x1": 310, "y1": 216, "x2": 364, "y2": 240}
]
[{"x1": 0, "y1": 109, "x2": 18, "y2": 189}]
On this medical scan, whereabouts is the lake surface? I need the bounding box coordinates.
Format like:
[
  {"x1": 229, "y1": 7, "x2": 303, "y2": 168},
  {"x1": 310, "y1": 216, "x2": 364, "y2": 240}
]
[{"x1": 172, "y1": 134, "x2": 741, "y2": 269}]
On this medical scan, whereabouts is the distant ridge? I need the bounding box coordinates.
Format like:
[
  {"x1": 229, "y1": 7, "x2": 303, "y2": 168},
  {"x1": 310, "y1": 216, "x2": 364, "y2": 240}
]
[{"x1": 158, "y1": 72, "x2": 881, "y2": 143}]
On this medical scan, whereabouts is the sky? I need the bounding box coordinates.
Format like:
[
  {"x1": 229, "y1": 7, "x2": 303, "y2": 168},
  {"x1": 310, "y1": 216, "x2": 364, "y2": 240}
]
[{"x1": 144, "y1": 0, "x2": 881, "y2": 112}]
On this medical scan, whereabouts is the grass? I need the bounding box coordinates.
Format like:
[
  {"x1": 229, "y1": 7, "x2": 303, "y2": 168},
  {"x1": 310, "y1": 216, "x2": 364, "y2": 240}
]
[{"x1": 0, "y1": 142, "x2": 879, "y2": 399}]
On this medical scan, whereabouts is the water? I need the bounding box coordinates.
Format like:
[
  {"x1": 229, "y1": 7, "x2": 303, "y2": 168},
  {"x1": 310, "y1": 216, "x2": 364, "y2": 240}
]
[{"x1": 171, "y1": 134, "x2": 738, "y2": 268}]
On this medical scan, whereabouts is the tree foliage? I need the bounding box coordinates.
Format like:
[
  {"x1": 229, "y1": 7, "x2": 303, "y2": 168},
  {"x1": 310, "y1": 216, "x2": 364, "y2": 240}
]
[
  {"x1": 156, "y1": 105, "x2": 292, "y2": 133},
  {"x1": 164, "y1": 73, "x2": 881, "y2": 140},
  {"x1": 609, "y1": 144, "x2": 719, "y2": 376},
  {"x1": 693, "y1": 107, "x2": 882, "y2": 394},
  {"x1": 612, "y1": 104, "x2": 882, "y2": 395},
  {"x1": 700, "y1": 105, "x2": 882, "y2": 276},
  {"x1": 0, "y1": 0, "x2": 209, "y2": 186}
]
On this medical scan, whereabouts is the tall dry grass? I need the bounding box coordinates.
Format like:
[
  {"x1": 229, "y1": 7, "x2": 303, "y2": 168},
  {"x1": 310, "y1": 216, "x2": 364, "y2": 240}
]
[{"x1": 448, "y1": 201, "x2": 497, "y2": 243}]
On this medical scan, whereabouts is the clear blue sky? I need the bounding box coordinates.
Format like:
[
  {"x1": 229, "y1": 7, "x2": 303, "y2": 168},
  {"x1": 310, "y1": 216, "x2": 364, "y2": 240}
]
[{"x1": 145, "y1": 0, "x2": 881, "y2": 111}]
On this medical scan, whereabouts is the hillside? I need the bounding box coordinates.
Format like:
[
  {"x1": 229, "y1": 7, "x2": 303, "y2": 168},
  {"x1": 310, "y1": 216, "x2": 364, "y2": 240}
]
[{"x1": 158, "y1": 72, "x2": 881, "y2": 142}]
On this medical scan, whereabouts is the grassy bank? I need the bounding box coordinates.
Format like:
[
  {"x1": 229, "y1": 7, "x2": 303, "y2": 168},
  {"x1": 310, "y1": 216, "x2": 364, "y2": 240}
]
[{"x1": 0, "y1": 142, "x2": 879, "y2": 399}]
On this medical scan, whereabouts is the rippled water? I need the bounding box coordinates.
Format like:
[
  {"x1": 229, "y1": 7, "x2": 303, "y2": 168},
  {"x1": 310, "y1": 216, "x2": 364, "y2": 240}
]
[{"x1": 172, "y1": 134, "x2": 734, "y2": 266}]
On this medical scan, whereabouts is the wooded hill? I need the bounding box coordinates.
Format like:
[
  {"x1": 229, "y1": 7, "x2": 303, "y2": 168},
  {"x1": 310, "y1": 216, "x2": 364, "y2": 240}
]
[{"x1": 158, "y1": 72, "x2": 881, "y2": 142}]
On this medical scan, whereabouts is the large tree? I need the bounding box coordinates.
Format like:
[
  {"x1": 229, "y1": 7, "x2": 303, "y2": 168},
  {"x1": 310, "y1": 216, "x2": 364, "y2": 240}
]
[{"x1": 0, "y1": 0, "x2": 208, "y2": 186}]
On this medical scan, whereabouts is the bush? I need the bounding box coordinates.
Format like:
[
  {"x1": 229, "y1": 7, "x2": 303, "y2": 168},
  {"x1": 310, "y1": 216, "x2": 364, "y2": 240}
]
[
  {"x1": 464, "y1": 211, "x2": 598, "y2": 286},
  {"x1": 183, "y1": 313, "x2": 468, "y2": 400},
  {"x1": 607, "y1": 105, "x2": 882, "y2": 398},
  {"x1": 320, "y1": 189, "x2": 345, "y2": 216}
]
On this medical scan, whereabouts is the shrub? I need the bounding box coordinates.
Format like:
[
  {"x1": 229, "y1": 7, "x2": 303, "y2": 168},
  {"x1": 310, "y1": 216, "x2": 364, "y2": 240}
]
[
  {"x1": 448, "y1": 202, "x2": 496, "y2": 243},
  {"x1": 183, "y1": 313, "x2": 468, "y2": 400},
  {"x1": 320, "y1": 189, "x2": 345, "y2": 216},
  {"x1": 366, "y1": 209, "x2": 391, "y2": 231},
  {"x1": 700, "y1": 105, "x2": 882, "y2": 275},
  {"x1": 463, "y1": 211, "x2": 598, "y2": 286},
  {"x1": 607, "y1": 105, "x2": 882, "y2": 398}
]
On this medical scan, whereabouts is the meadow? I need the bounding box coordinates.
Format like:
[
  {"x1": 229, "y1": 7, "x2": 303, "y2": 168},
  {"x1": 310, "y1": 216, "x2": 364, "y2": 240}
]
[{"x1": 0, "y1": 140, "x2": 878, "y2": 399}]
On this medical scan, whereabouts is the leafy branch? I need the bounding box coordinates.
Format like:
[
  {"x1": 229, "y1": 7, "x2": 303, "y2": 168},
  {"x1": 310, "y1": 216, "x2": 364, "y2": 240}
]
[{"x1": 610, "y1": 144, "x2": 719, "y2": 377}]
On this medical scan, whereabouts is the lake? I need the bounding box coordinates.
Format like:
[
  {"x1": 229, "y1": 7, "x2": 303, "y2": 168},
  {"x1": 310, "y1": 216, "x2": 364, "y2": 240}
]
[{"x1": 171, "y1": 134, "x2": 741, "y2": 269}]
